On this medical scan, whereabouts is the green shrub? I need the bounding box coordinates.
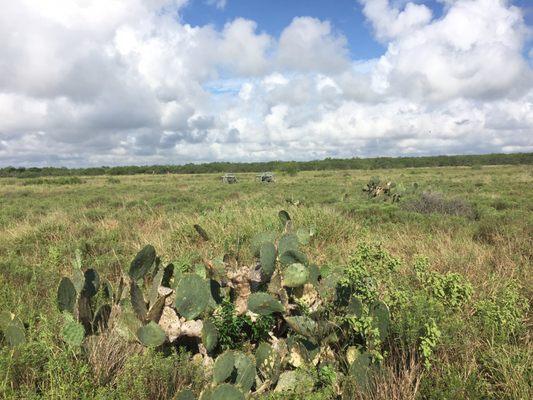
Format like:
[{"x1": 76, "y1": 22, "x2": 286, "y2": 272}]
[
  {"x1": 413, "y1": 257, "x2": 473, "y2": 308},
  {"x1": 337, "y1": 243, "x2": 401, "y2": 303},
  {"x1": 390, "y1": 290, "x2": 446, "y2": 349},
  {"x1": 474, "y1": 282, "x2": 529, "y2": 342},
  {"x1": 212, "y1": 299, "x2": 274, "y2": 350}
]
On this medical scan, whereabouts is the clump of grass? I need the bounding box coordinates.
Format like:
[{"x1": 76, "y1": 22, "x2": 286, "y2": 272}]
[
  {"x1": 86, "y1": 331, "x2": 143, "y2": 386},
  {"x1": 472, "y1": 218, "x2": 503, "y2": 245},
  {"x1": 403, "y1": 192, "x2": 477, "y2": 219},
  {"x1": 115, "y1": 349, "x2": 208, "y2": 400},
  {"x1": 491, "y1": 199, "x2": 511, "y2": 211},
  {"x1": 341, "y1": 347, "x2": 422, "y2": 400}
]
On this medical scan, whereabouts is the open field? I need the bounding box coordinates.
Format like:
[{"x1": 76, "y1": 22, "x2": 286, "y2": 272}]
[{"x1": 1, "y1": 164, "x2": 532, "y2": 399}]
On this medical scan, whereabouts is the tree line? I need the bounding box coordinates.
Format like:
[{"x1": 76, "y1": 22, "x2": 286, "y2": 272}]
[{"x1": 1, "y1": 153, "x2": 531, "y2": 178}]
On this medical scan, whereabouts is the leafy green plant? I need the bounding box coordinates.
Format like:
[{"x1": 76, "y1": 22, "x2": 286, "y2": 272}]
[
  {"x1": 474, "y1": 282, "x2": 529, "y2": 342},
  {"x1": 413, "y1": 257, "x2": 473, "y2": 308},
  {"x1": 419, "y1": 318, "x2": 441, "y2": 370}
]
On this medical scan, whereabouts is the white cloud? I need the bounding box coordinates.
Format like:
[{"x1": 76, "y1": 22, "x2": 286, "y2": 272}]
[
  {"x1": 359, "y1": 0, "x2": 433, "y2": 41},
  {"x1": 277, "y1": 17, "x2": 350, "y2": 73},
  {"x1": 365, "y1": 0, "x2": 532, "y2": 101},
  {"x1": 0, "y1": 0, "x2": 531, "y2": 167}
]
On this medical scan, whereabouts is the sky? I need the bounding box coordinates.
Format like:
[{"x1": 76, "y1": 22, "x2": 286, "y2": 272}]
[{"x1": 0, "y1": 0, "x2": 532, "y2": 167}]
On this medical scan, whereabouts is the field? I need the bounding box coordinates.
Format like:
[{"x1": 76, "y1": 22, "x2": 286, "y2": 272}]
[{"x1": 0, "y1": 165, "x2": 531, "y2": 399}]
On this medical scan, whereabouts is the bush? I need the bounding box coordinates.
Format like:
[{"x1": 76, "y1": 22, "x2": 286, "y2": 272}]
[
  {"x1": 403, "y1": 192, "x2": 477, "y2": 219},
  {"x1": 474, "y1": 282, "x2": 529, "y2": 342},
  {"x1": 413, "y1": 257, "x2": 473, "y2": 308}
]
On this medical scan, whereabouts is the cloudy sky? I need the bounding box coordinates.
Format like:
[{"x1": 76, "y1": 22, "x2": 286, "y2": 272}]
[{"x1": 0, "y1": 0, "x2": 532, "y2": 167}]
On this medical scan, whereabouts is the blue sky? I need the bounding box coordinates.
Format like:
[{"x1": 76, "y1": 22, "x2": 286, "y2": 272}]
[
  {"x1": 181, "y1": 0, "x2": 532, "y2": 60},
  {"x1": 0, "y1": 0, "x2": 532, "y2": 166}
]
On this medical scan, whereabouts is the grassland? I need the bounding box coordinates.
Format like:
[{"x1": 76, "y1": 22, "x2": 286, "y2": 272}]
[{"x1": 0, "y1": 164, "x2": 531, "y2": 399}]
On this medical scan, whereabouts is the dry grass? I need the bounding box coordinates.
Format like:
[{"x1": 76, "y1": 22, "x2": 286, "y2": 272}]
[
  {"x1": 86, "y1": 330, "x2": 143, "y2": 386},
  {"x1": 342, "y1": 348, "x2": 422, "y2": 400}
]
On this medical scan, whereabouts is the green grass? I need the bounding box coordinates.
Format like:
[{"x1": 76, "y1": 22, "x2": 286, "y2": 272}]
[{"x1": 0, "y1": 165, "x2": 531, "y2": 399}]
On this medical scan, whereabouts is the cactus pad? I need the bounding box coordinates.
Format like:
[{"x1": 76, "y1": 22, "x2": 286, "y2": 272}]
[
  {"x1": 259, "y1": 242, "x2": 276, "y2": 277},
  {"x1": 130, "y1": 281, "x2": 147, "y2": 321},
  {"x1": 247, "y1": 292, "x2": 284, "y2": 315},
  {"x1": 278, "y1": 234, "x2": 299, "y2": 255},
  {"x1": 211, "y1": 384, "x2": 244, "y2": 400},
  {"x1": 370, "y1": 300, "x2": 390, "y2": 341},
  {"x1": 193, "y1": 224, "x2": 210, "y2": 241},
  {"x1": 348, "y1": 350, "x2": 372, "y2": 391},
  {"x1": 82, "y1": 268, "x2": 100, "y2": 297},
  {"x1": 234, "y1": 352, "x2": 256, "y2": 392},
  {"x1": 285, "y1": 316, "x2": 317, "y2": 339},
  {"x1": 282, "y1": 263, "x2": 309, "y2": 287},
  {"x1": 202, "y1": 320, "x2": 219, "y2": 352},
  {"x1": 174, "y1": 274, "x2": 210, "y2": 320},
  {"x1": 3, "y1": 316, "x2": 26, "y2": 348},
  {"x1": 347, "y1": 296, "x2": 364, "y2": 318},
  {"x1": 279, "y1": 249, "x2": 307, "y2": 267},
  {"x1": 62, "y1": 317, "x2": 85, "y2": 347},
  {"x1": 213, "y1": 350, "x2": 235, "y2": 383},
  {"x1": 57, "y1": 277, "x2": 77, "y2": 314},
  {"x1": 137, "y1": 321, "x2": 166, "y2": 347},
  {"x1": 129, "y1": 245, "x2": 156, "y2": 280},
  {"x1": 278, "y1": 210, "x2": 291, "y2": 226},
  {"x1": 175, "y1": 389, "x2": 195, "y2": 400}
]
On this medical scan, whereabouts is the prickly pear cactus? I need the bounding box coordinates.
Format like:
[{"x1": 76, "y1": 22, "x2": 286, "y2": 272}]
[
  {"x1": 247, "y1": 292, "x2": 284, "y2": 315},
  {"x1": 0, "y1": 312, "x2": 26, "y2": 348},
  {"x1": 57, "y1": 277, "x2": 77, "y2": 314},
  {"x1": 202, "y1": 320, "x2": 219, "y2": 352},
  {"x1": 370, "y1": 300, "x2": 390, "y2": 341},
  {"x1": 233, "y1": 352, "x2": 256, "y2": 392},
  {"x1": 129, "y1": 245, "x2": 156, "y2": 280},
  {"x1": 282, "y1": 263, "x2": 309, "y2": 287},
  {"x1": 175, "y1": 388, "x2": 196, "y2": 400},
  {"x1": 51, "y1": 214, "x2": 399, "y2": 398},
  {"x1": 211, "y1": 384, "x2": 244, "y2": 400},
  {"x1": 213, "y1": 350, "x2": 235, "y2": 383},
  {"x1": 174, "y1": 273, "x2": 210, "y2": 320},
  {"x1": 259, "y1": 242, "x2": 276, "y2": 277},
  {"x1": 62, "y1": 314, "x2": 85, "y2": 347},
  {"x1": 348, "y1": 350, "x2": 372, "y2": 391},
  {"x1": 137, "y1": 321, "x2": 166, "y2": 347}
]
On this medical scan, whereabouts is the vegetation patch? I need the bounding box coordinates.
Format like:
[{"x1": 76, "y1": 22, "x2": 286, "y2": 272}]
[{"x1": 403, "y1": 192, "x2": 477, "y2": 219}]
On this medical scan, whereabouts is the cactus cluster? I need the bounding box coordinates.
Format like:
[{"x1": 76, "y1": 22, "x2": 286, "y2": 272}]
[
  {"x1": 362, "y1": 176, "x2": 404, "y2": 203},
  {"x1": 56, "y1": 253, "x2": 118, "y2": 346},
  {"x1": 56, "y1": 210, "x2": 392, "y2": 396}
]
